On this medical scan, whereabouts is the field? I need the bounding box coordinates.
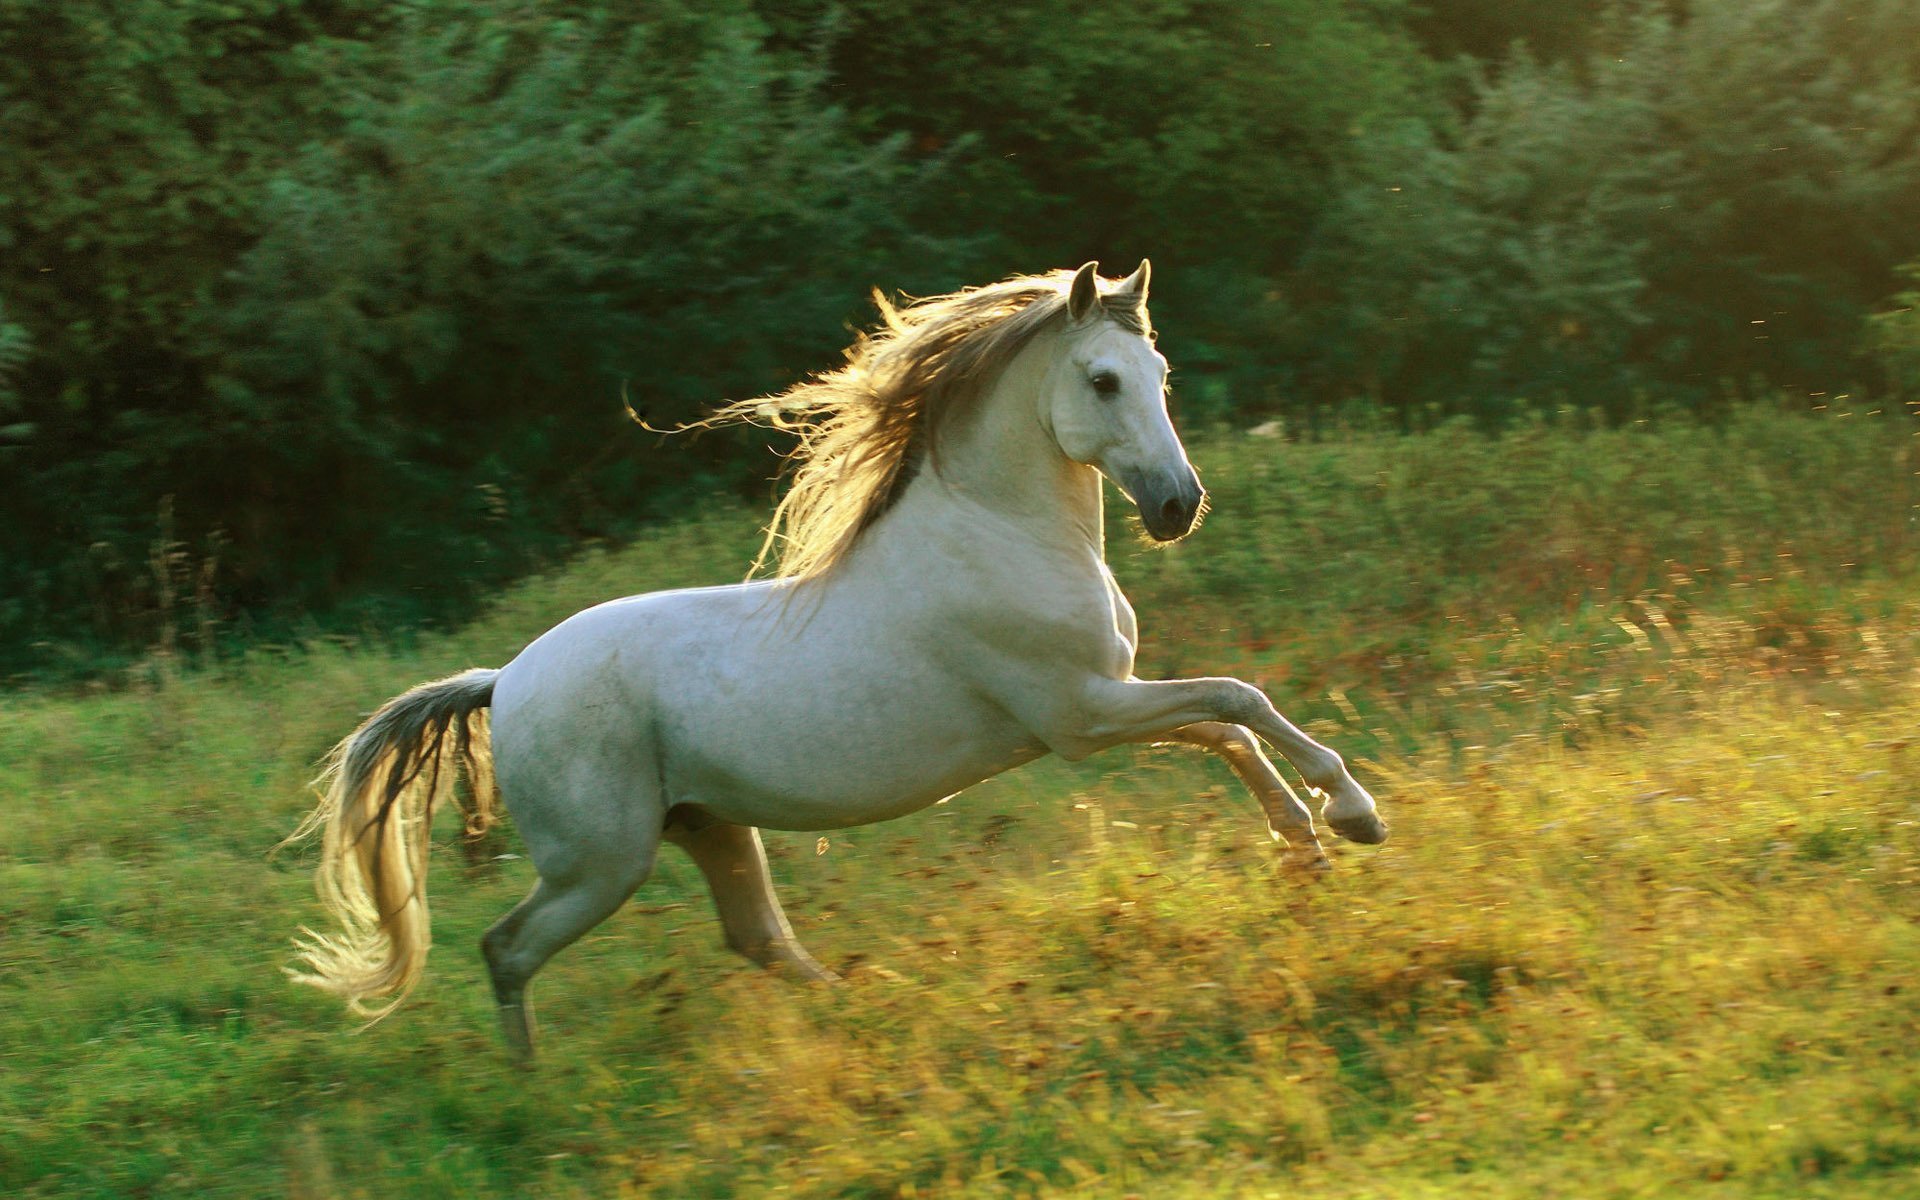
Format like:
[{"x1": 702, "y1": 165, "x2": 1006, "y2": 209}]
[{"x1": 4, "y1": 406, "x2": 1919, "y2": 1198}]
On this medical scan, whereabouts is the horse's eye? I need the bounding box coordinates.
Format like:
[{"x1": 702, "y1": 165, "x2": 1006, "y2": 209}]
[{"x1": 1090, "y1": 371, "x2": 1120, "y2": 397}]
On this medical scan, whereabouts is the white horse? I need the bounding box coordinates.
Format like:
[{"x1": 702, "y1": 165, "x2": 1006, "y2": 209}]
[{"x1": 286, "y1": 261, "x2": 1387, "y2": 1060}]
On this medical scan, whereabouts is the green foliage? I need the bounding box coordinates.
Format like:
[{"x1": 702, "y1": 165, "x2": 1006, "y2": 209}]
[
  {"x1": 0, "y1": 296, "x2": 27, "y2": 426},
  {"x1": 199, "y1": 0, "x2": 941, "y2": 624},
  {"x1": 1115, "y1": 406, "x2": 1919, "y2": 766},
  {"x1": 756, "y1": 0, "x2": 1449, "y2": 394},
  {"x1": 1300, "y1": 0, "x2": 1920, "y2": 413},
  {"x1": 761, "y1": 0, "x2": 1439, "y2": 266},
  {"x1": 0, "y1": 0, "x2": 939, "y2": 674},
  {"x1": 1868, "y1": 262, "x2": 1920, "y2": 396},
  {"x1": 1407, "y1": 0, "x2": 1626, "y2": 65},
  {"x1": 0, "y1": 0, "x2": 388, "y2": 667},
  {"x1": 1143, "y1": 404, "x2": 1918, "y2": 633}
]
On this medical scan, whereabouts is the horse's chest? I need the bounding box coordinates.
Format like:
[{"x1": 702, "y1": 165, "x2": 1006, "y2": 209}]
[{"x1": 974, "y1": 581, "x2": 1138, "y2": 681}]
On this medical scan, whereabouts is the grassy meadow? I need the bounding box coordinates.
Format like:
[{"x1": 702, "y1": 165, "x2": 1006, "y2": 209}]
[{"x1": 5, "y1": 405, "x2": 1920, "y2": 1198}]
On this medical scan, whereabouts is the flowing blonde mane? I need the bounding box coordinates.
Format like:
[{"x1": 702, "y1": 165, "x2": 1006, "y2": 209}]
[{"x1": 696, "y1": 268, "x2": 1153, "y2": 580}]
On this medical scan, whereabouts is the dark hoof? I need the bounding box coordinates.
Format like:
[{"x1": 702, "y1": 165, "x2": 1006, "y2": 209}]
[
  {"x1": 781, "y1": 961, "x2": 842, "y2": 985},
  {"x1": 756, "y1": 943, "x2": 841, "y2": 985},
  {"x1": 497, "y1": 1002, "x2": 536, "y2": 1067},
  {"x1": 1283, "y1": 849, "x2": 1334, "y2": 875},
  {"x1": 1328, "y1": 811, "x2": 1389, "y2": 845}
]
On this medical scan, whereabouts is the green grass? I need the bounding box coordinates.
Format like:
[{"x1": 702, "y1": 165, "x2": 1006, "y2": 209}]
[{"x1": 4, "y1": 406, "x2": 1918, "y2": 1197}]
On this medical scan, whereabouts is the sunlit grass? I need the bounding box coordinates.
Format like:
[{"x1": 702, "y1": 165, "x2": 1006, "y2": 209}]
[{"x1": 4, "y1": 410, "x2": 1918, "y2": 1197}]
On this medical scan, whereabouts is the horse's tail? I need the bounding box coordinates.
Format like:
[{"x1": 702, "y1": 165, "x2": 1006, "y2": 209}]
[{"x1": 281, "y1": 667, "x2": 501, "y2": 1020}]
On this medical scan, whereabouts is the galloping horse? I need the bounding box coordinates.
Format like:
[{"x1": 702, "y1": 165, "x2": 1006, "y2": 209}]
[{"x1": 286, "y1": 261, "x2": 1388, "y2": 1060}]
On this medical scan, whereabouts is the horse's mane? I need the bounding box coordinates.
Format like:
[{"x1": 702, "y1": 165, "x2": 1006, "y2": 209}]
[{"x1": 696, "y1": 268, "x2": 1152, "y2": 581}]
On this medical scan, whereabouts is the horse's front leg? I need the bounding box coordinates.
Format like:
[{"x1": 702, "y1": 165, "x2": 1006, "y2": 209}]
[
  {"x1": 1164, "y1": 722, "x2": 1330, "y2": 868},
  {"x1": 1076, "y1": 677, "x2": 1388, "y2": 845}
]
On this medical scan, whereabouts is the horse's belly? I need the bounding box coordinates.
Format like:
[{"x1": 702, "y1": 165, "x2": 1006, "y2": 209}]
[
  {"x1": 492, "y1": 580, "x2": 1054, "y2": 832},
  {"x1": 662, "y1": 667, "x2": 1047, "y2": 830}
]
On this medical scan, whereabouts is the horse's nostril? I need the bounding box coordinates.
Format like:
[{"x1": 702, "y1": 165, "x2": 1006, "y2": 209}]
[{"x1": 1159, "y1": 496, "x2": 1188, "y2": 530}]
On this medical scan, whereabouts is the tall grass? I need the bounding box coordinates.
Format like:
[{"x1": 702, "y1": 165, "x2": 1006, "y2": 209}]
[{"x1": 3, "y1": 406, "x2": 1917, "y2": 1197}]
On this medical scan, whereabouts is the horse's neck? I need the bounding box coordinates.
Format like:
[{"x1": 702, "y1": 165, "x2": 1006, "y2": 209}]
[{"x1": 910, "y1": 353, "x2": 1106, "y2": 560}]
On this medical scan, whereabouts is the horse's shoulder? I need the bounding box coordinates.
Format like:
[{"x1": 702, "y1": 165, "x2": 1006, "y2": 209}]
[{"x1": 926, "y1": 553, "x2": 1133, "y2": 679}]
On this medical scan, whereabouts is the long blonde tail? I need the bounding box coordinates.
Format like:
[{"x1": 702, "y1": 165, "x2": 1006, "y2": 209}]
[{"x1": 282, "y1": 668, "x2": 501, "y2": 1019}]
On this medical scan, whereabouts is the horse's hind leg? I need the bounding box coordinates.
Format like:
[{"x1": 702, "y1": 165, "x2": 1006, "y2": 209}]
[
  {"x1": 1167, "y1": 722, "x2": 1330, "y2": 869},
  {"x1": 665, "y1": 817, "x2": 838, "y2": 983},
  {"x1": 482, "y1": 849, "x2": 658, "y2": 1063}
]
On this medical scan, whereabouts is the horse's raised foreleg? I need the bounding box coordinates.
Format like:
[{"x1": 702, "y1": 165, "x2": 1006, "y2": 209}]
[
  {"x1": 1164, "y1": 721, "x2": 1330, "y2": 867},
  {"x1": 665, "y1": 819, "x2": 838, "y2": 983},
  {"x1": 1075, "y1": 677, "x2": 1388, "y2": 845}
]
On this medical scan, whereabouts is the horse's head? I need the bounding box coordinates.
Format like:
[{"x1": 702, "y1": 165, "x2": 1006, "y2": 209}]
[{"x1": 1046, "y1": 261, "x2": 1205, "y2": 542}]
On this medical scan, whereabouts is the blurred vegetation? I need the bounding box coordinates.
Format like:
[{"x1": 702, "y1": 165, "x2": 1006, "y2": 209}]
[
  {"x1": 5, "y1": 414, "x2": 1920, "y2": 1196},
  {"x1": 1870, "y1": 262, "x2": 1920, "y2": 397},
  {"x1": 2, "y1": 0, "x2": 1919, "y2": 675}
]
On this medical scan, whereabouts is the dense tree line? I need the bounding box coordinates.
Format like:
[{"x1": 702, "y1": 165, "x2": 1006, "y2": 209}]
[{"x1": 2, "y1": 0, "x2": 1916, "y2": 675}]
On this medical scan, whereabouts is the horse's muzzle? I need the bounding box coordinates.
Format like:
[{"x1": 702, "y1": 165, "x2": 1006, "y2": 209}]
[{"x1": 1125, "y1": 468, "x2": 1206, "y2": 542}]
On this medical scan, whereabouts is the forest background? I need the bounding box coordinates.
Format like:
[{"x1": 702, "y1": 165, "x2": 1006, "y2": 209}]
[{"x1": 3, "y1": 0, "x2": 1919, "y2": 677}]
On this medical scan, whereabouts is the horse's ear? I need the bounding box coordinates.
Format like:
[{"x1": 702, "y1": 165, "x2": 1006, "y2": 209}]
[
  {"x1": 1067, "y1": 261, "x2": 1101, "y2": 322},
  {"x1": 1113, "y1": 259, "x2": 1151, "y2": 306}
]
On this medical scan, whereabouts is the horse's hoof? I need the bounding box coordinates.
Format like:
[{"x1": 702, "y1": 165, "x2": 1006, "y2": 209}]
[
  {"x1": 497, "y1": 1002, "x2": 537, "y2": 1067},
  {"x1": 1327, "y1": 811, "x2": 1389, "y2": 845},
  {"x1": 1284, "y1": 850, "x2": 1334, "y2": 875},
  {"x1": 764, "y1": 945, "x2": 840, "y2": 985}
]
